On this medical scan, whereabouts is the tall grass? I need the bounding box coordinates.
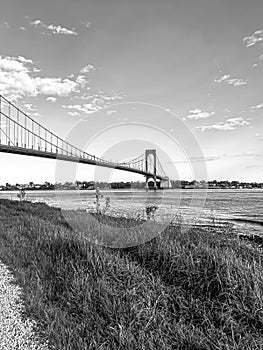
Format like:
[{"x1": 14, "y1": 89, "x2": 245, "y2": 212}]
[{"x1": 0, "y1": 198, "x2": 262, "y2": 349}]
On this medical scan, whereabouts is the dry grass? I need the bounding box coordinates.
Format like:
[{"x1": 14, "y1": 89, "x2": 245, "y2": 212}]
[{"x1": 0, "y1": 198, "x2": 262, "y2": 349}]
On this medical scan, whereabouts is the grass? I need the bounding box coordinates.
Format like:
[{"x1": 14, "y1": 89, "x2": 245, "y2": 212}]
[{"x1": 0, "y1": 198, "x2": 263, "y2": 349}]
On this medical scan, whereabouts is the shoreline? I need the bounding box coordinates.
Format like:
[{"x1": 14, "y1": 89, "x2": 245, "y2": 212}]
[{"x1": 0, "y1": 190, "x2": 262, "y2": 238}]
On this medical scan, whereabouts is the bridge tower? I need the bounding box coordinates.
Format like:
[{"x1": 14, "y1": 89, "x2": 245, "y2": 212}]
[{"x1": 145, "y1": 149, "x2": 157, "y2": 189}]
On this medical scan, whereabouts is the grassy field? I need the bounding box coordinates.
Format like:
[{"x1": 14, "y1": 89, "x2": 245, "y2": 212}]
[{"x1": 0, "y1": 198, "x2": 263, "y2": 349}]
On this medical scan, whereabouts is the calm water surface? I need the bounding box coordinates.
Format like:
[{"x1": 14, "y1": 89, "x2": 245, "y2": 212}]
[{"x1": 0, "y1": 189, "x2": 262, "y2": 235}]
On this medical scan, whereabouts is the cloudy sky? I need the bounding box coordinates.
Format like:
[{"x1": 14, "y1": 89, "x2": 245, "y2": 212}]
[{"x1": 0, "y1": 0, "x2": 262, "y2": 184}]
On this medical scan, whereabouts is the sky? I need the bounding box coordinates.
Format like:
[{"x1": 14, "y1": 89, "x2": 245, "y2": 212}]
[{"x1": 0, "y1": 0, "x2": 262, "y2": 184}]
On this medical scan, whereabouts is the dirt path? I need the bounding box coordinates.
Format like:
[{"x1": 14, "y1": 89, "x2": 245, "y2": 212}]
[{"x1": 0, "y1": 261, "x2": 49, "y2": 350}]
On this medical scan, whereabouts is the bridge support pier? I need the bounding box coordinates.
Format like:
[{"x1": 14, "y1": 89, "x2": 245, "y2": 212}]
[
  {"x1": 145, "y1": 176, "x2": 157, "y2": 190},
  {"x1": 160, "y1": 176, "x2": 170, "y2": 189}
]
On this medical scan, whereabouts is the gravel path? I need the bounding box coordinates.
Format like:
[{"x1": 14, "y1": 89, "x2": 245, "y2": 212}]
[{"x1": 0, "y1": 261, "x2": 49, "y2": 350}]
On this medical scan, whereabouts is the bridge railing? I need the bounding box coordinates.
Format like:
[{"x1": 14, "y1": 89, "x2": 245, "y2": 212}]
[
  {"x1": 0, "y1": 95, "x2": 167, "y2": 179},
  {"x1": 0, "y1": 95, "x2": 98, "y2": 160}
]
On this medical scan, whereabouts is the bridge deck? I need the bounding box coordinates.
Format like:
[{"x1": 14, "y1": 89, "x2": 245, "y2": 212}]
[{"x1": 0, "y1": 144, "x2": 163, "y2": 180}]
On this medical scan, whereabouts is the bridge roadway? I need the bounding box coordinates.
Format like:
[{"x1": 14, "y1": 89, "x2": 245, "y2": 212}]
[{"x1": 0, "y1": 144, "x2": 163, "y2": 180}]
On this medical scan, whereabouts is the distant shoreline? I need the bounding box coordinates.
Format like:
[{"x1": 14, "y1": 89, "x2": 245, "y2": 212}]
[{"x1": 0, "y1": 187, "x2": 263, "y2": 192}]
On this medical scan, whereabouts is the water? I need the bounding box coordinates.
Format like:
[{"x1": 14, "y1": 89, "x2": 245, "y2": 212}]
[{"x1": 0, "y1": 189, "x2": 262, "y2": 236}]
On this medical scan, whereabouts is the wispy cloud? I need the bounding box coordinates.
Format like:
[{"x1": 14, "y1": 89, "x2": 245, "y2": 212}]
[
  {"x1": 224, "y1": 152, "x2": 262, "y2": 158},
  {"x1": 46, "y1": 97, "x2": 57, "y2": 103},
  {"x1": 81, "y1": 21, "x2": 91, "y2": 29},
  {"x1": 17, "y1": 56, "x2": 33, "y2": 64},
  {"x1": 62, "y1": 103, "x2": 99, "y2": 116},
  {"x1": 166, "y1": 155, "x2": 220, "y2": 164},
  {"x1": 22, "y1": 103, "x2": 39, "y2": 117},
  {"x1": 214, "y1": 74, "x2": 230, "y2": 83},
  {"x1": 243, "y1": 30, "x2": 263, "y2": 47},
  {"x1": 250, "y1": 102, "x2": 263, "y2": 111},
  {"x1": 251, "y1": 54, "x2": 263, "y2": 68},
  {"x1": 23, "y1": 103, "x2": 37, "y2": 112},
  {"x1": 0, "y1": 21, "x2": 9, "y2": 30},
  {"x1": 62, "y1": 93, "x2": 123, "y2": 117},
  {"x1": 0, "y1": 56, "x2": 78, "y2": 100},
  {"x1": 29, "y1": 19, "x2": 78, "y2": 36},
  {"x1": 106, "y1": 110, "x2": 118, "y2": 116},
  {"x1": 75, "y1": 75, "x2": 90, "y2": 89},
  {"x1": 80, "y1": 64, "x2": 95, "y2": 74},
  {"x1": 0, "y1": 55, "x2": 123, "y2": 114},
  {"x1": 167, "y1": 153, "x2": 261, "y2": 164},
  {"x1": 35, "y1": 77, "x2": 78, "y2": 96},
  {"x1": 67, "y1": 111, "x2": 80, "y2": 117},
  {"x1": 226, "y1": 78, "x2": 247, "y2": 86},
  {"x1": 214, "y1": 74, "x2": 247, "y2": 87},
  {"x1": 197, "y1": 117, "x2": 250, "y2": 132},
  {"x1": 78, "y1": 93, "x2": 92, "y2": 100},
  {"x1": 186, "y1": 108, "x2": 215, "y2": 120},
  {"x1": 256, "y1": 133, "x2": 263, "y2": 141},
  {"x1": 0, "y1": 56, "x2": 26, "y2": 72}
]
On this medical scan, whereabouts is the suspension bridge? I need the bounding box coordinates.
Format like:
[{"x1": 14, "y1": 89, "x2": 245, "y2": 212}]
[{"x1": 0, "y1": 95, "x2": 170, "y2": 189}]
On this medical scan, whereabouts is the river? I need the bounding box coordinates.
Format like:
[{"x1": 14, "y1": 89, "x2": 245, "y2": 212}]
[{"x1": 0, "y1": 189, "x2": 262, "y2": 236}]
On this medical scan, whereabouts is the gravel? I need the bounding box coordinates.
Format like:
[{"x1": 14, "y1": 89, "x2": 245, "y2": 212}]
[{"x1": 0, "y1": 261, "x2": 49, "y2": 350}]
